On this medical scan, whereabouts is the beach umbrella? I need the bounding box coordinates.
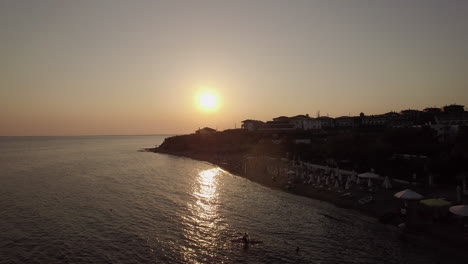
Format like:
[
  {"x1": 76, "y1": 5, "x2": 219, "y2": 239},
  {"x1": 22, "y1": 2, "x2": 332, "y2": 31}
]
[
  {"x1": 367, "y1": 178, "x2": 373, "y2": 188},
  {"x1": 358, "y1": 172, "x2": 381, "y2": 179},
  {"x1": 420, "y1": 199, "x2": 451, "y2": 207},
  {"x1": 394, "y1": 189, "x2": 423, "y2": 200},
  {"x1": 382, "y1": 176, "x2": 392, "y2": 189},
  {"x1": 345, "y1": 177, "x2": 351, "y2": 190},
  {"x1": 449, "y1": 205, "x2": 468, "y2": 216},
  {"x1": 334, "y1": 180, "x2": 339, "y2": 188}
]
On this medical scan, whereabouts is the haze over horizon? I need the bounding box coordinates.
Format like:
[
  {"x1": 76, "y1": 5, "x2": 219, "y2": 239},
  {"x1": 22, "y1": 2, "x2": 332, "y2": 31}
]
[{"x1": 1, "y1": 0, "x2": 467, "y2": 136}]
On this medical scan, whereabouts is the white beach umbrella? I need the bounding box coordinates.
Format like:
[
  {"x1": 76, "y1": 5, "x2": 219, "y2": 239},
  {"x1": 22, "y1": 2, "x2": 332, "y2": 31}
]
[
  {"x1": 394, "y1": 189, "x2": 423, "y2": 200},
  {"x1": 382, "y1": 176, "x2": 392, "y2": 189},
  {"x1": 449, "y1": 205, "x2": 468, "y2": 217},
  {"x1": 358, "y1": 172, "x2": 381, "y2": 179},
  {"x1": 367, "y1": 178, "x2": 373, "y2": 188}
]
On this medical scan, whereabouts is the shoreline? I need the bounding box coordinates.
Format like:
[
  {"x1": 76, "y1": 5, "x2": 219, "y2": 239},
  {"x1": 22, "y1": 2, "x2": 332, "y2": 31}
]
[
  {"x1": 149, "y1": 148, "x2": 394, "y2": 219},
  {"x1": 148, "y1": 148, "x2": 468, "y2": 256}
]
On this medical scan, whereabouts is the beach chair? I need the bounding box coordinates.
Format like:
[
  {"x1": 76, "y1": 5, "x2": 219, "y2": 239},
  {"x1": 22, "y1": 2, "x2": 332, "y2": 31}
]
[{"x1": 358, "y1": 195, "x2": 373, "y2": 205}]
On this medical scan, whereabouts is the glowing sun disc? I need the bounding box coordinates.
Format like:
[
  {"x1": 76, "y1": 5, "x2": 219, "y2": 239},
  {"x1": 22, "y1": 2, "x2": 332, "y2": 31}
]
[{"x1": 198, "y1": 92, "x2": 218, "y2": 110}]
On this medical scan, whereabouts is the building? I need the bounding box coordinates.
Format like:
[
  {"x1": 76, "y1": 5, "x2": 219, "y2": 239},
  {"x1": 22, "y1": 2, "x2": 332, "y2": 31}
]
[
  {"x1": 303, "y1": 118, "x2": 322, "y2": 130},
  {"x1": 317, "y1": 116, "x2": 335, "y2": 128},
  {"x1": 289, "y1": 114, "x2": 310, "y2": 130},
  {"x1": 196, "y1": 127, "x2": 217, "y2": 135},
  {"x1": 361, "y1": 115, "x2": 388, "y2": 127},
  {"x1": 335, "y1": 116, "x2": 355, "y2": 128},
  {"x1": 259, "y1": 120, "x2": 295, "y2": 131},
  {"x1": 443, "y1": 104, "x2": 465, "y2": 114},
  {"x1": 241, "y1": 119, "x2": 264, "y2": 131},
  {"x1": 431, "y1": 114, "x2": 468, "y2": 141}
]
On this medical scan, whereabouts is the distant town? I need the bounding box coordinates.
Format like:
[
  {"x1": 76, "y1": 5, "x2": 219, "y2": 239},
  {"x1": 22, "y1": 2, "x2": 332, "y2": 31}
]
[{"x1": 240, "y1": 104, "x2": 468, "y2": 141}]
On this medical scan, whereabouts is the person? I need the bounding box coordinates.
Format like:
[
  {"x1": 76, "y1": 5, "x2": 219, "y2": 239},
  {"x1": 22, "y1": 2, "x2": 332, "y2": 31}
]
[{"x1": 242, "y1": 232, "x2": 250, "y2": 244}]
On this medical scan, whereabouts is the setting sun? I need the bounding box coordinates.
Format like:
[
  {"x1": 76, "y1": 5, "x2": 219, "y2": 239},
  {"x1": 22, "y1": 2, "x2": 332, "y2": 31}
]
[{"x1": 198, "y1": 92, "x2": 218, "y2": 111}]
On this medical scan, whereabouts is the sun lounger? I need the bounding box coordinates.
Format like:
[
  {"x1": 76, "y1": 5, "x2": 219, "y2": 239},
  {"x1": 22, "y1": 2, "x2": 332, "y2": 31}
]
[{"x1": 358, "y1": 195, "x2": 373, "y2": 205}]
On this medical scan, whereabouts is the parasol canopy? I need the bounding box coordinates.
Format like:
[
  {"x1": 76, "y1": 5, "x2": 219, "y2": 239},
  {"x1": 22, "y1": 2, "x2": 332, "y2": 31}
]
[
  {"x1": 394, "y1": 189, "x2": 423, "y2": 200},
  {"x1": 449, "y1": 205, "x2": 468, "y2": 216},
  {"x1": 358, "y1": 172, "x2": 381, "y2": 179},
  {"x1": 420, "y1": 199, "x2": 451, "y2": 207}
]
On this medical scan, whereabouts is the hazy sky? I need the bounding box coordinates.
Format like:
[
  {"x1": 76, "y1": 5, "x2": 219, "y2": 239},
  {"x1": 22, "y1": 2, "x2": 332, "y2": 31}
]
[{"x1": 1, "y1": 0, "x2": 467, "y2": 136}]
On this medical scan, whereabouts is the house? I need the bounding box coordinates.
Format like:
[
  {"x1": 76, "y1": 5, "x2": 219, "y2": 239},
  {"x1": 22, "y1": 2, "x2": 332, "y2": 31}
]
[
  {"x1": 259, "y1": 120, "x2": 295, "y2": 131},
  {"x1": 430, "y1": 114, "x2": 468, "y2": 141},
  {"x1": 335, "y1": 116, "x2": 355, "y2": 128},
  {"x1": 196, "y1": 127, "x2": 217, "y2": 135},
  {"x1": 289, "y1": 114, "x2": 310, "y2": 130},
  {"x1": 317, "y1": 116, "x2": 334, "y2": 128},
  {"x1": 423, "y1": 107, "x2": 442, "y2": 114},
  {"x1": 443, "y1": 104, "x2": 465, "y2": 114},
  {"x1": 303, "y1": 118, "x2": 322, "y2": 130},
  {"x1": 241, "y1": 119, "x2": 264, "y2": 131},
  {"x1": 361, "y1": 115, "x2": 388, "y2": 127}
]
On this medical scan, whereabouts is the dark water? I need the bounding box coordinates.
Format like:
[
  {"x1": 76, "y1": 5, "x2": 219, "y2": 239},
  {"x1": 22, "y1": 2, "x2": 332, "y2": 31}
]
[{"x1": 0, "y1": 136, "x2": 453, "y2": 263}]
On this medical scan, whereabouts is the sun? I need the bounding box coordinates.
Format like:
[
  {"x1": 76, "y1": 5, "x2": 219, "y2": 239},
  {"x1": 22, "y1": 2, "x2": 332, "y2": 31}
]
[{"x1": 198, "y1": 92, "x2": 218, "y2": 111}]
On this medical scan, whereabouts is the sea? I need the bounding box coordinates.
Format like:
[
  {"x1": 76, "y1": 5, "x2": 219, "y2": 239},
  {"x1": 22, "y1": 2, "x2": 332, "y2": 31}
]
[{"x1": 0, "y1": 135, "x2": 458, "y2": 263}]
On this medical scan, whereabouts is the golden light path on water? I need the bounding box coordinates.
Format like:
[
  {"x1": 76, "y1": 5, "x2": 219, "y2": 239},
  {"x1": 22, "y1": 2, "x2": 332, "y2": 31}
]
[{"x1": 181, "y1": 167, "x2": 226, "y2": 262}]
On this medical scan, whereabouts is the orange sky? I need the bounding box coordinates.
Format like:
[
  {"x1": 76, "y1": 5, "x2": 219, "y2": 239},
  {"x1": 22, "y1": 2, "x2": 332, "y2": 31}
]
[{"x1": 1, "y1": 0, "x2": 467, "y2": 136}]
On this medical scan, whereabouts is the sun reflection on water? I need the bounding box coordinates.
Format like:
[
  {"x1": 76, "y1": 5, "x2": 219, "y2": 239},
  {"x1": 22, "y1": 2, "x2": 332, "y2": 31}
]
[{"x1": 181, "y1": 167, "x2": 225, "y2": 262}]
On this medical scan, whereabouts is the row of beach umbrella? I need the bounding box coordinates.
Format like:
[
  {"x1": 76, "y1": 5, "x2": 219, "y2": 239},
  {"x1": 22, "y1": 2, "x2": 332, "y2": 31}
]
[{"x1": 394, "y1": 189, "x2": 468, "y2": 217}]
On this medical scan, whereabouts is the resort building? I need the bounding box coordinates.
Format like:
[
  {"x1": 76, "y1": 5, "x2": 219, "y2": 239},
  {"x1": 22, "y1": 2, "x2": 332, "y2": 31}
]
[{"x1": 241, "y1": 119, "x2": 265, "y2": 131}]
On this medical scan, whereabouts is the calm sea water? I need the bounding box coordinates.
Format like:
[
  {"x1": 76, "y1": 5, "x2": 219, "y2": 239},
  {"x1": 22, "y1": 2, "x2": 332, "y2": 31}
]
[{"x1": 0, "y1": 136, "x2": 454, "y2": 263}]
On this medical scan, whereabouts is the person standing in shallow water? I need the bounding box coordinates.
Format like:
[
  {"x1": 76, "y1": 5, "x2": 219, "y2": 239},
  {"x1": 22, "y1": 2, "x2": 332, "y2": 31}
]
[{"x1": 242, "y1": 232, "x2": 250, "y2": 244}]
